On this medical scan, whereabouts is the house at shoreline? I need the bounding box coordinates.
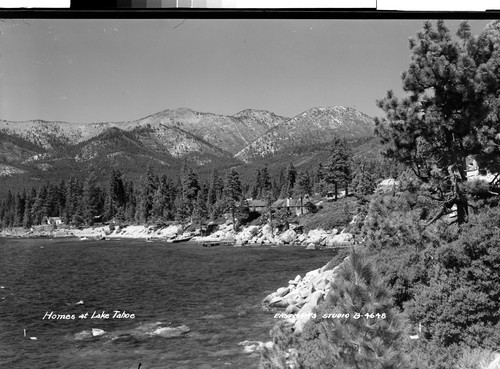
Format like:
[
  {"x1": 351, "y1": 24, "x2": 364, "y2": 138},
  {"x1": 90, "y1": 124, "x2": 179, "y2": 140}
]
[
  {"x1": 247, "y1": 197, "x2": 311, "y2": 216},
  {"x1": 45, "y1": 217, "x2": 63, "y2": 226}
]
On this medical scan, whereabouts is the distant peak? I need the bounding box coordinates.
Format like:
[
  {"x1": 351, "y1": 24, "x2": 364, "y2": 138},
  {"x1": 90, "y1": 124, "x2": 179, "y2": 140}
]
[{"x1": 233, "y1": 108, "x2": 275, "y2": 116}]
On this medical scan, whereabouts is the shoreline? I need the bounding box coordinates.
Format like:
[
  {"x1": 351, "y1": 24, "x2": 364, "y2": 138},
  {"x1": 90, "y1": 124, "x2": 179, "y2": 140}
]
[{"x1": 0, "y1": 222, "x2": 355, "y2": 250}]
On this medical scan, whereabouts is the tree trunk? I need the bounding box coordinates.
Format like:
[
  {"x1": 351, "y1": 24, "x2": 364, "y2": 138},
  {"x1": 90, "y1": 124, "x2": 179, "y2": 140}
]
[
  {"x1": 334, "y1": 183, "x2": 338, "y2": 201},
  {"x1": 300, "y1": 196, "x2": 303, "y2": 215},
  {"x1": 449, "y1": 162, "x2": 469, "y2": 225}
]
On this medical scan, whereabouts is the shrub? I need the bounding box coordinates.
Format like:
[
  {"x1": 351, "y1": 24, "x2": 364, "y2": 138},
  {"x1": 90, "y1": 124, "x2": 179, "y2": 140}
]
[
  {"x1": 259, "y1": 249, "x2": 408, "y2": 369},
  {"x1": 405, "y1": 207, "x2": 500, "y2": 349}
]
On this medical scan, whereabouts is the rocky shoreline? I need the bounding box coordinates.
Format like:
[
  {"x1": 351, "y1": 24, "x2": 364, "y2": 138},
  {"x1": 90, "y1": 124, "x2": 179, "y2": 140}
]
[{"x1": 0, "y1": 221, "x2": 355, "y2": 249}]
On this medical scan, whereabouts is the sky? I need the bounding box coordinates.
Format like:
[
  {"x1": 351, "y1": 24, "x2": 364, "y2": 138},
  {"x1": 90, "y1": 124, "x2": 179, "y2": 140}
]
[{"x1": 0, "y1": 18, "x2": 492, "y2": 123}]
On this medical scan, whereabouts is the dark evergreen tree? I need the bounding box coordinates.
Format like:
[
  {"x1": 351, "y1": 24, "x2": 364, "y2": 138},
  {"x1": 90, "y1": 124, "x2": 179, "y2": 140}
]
[
  {"x1": 82, "y1": 172, "x2": 102, "y2": 225},
  {"x1": 192, "y1": 190, "x2": 209, "y2": 231},
  {"x1": 22, "y1": 188, "x2": 35, "y2": 228},
  {"x1": 135, "y1": 166, "x2": 159, "y2": 224},
  {"x1": 259, "y1": 166, "x2": 272, "y2": 198},
  {"x1": 295, "y1": 170, "x2": 312, "y2": 215},
  {"x1": 105, "y1": 170, "x2": 127, "y2": 221},
  {"x1": 151, "y1": 175, "x2": 175, "y2": 221},
  {"x1": 1, "y1": 191, "x2": 15, "y2": 228},
  {"x1": 181, "y1": 167, "x2": 200, "y2": 221},
  {"x1": 223, "y1": 168, "x2": 242, "y2": 231},
  {"x1": 31, "y1": 185, "x2": 49, "y2": 225},
  {"x1": 124, "y1": 180, "x2": 136, "y2": 222},
  {"x1": 13, "y1": 192, "x2": 25, "y2": 227},
  {"x1": 251, "y1": 168, "x2": 262, "y2": 199},
  {"x1": 324, "y1": 137, "x2": 352, "y2": 200},
  {"x1": 280, "y1": 163, "x2": 297, "y2": 198},
  {"x1": 313, "y1": 163, "x2": 327, "y2": 196},
  {"x1": 46, "y1": 183, "x2": 62, "y2": 217},
  {"x1": 207, "y1": 169, "x2": 223, "y2": 209},
  {"x1": 352, "y1": 166, "x2": 377, "y2": 203},
  {"x1": 64, "y1": 176, "x2": 82, "y2": 224},
  {"x1": 375, "y1": 20, "x2": 500, "y2": 225}
]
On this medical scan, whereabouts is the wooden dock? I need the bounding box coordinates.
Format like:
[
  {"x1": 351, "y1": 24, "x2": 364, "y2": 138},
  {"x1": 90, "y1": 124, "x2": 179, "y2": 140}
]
[{"x1": 197, "y1": 239, "x2": 234, "y2": 247}]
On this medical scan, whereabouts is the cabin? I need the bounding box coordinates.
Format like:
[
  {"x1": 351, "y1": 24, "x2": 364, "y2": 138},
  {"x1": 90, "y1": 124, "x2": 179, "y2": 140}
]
[
  {"x1": 246, "y1": 198, "x2": 311, "y2": 216},
  {"x1": 45, "y1": 217, "x2": 63, "y2": 225},
  {"x1": 247, "y1": 199, "x2": 267, "y2": 212},
  {"x1": 272, "y1": 198, "x2": 310, "y2": 216}
]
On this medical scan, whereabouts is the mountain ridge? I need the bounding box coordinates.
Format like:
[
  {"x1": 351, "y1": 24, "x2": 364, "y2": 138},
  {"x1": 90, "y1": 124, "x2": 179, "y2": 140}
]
[{"x1": 0, "y1": 106, "x2": 378, "y2": 188}]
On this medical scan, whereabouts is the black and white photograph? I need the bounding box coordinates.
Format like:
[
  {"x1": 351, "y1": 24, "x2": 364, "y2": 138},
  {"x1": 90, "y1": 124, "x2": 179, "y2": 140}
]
[{"x1": 0, "y1": 15, "x2": 500, "y2": 369}]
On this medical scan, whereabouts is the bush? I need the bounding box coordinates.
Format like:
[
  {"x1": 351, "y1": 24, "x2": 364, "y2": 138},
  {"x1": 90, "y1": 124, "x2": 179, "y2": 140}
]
[
  {"x1": 261, "y1": 249, "x2": 408, "y2": 369},
  {"x1": 405, "y1": 207, "x2": 500, "y2": 349},
  {"x1": 455, "y1": 347, "x2": 497, "y2": 369}
]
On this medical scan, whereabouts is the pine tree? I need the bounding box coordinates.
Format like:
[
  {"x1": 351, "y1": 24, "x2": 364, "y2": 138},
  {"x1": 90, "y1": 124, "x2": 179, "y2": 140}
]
[
  {"x1": 207, "y1": 169, "x2": 223, "y2": 209},
  {"x1": 324, "y1": 137, "x2": 352, "y2": 200},
  {"x1": 31, "y1": 185, "x2": 49, "y2": 225},
  {"x1": 192, "y1": 191, "x2": 209, "y2": 232},
  {"x1": 297, "y1": 249, "x2": 407, "y2": 369},
  {"x1": 313, "y1": 163, "x2": 327, "y2": 196},
  {"x1": 181, "y1": 167, "x2": 200, "y2": 221},
  {"x1": 1, "y1": 191, "x2": 15, "y2": 228},
  {"x1": 82, "y1": 172, "x2": 102, "y2": 225},
  {"x1": 259, "y1": 166, "x2": 272, "y2": 198},
  {"x1": 64, "y1": 176, "x2": 82, "y2": 224},
  {"x1": 375, "y1": 20, "x2": 500, "y2": 224},
  {"x1": 251, "y1": 168, "x2": 262, "y2": 199},
  {"x1": 280, "y1": 163, "x2": 297, "y2": 198},
  {"x1": 352, "y1": 166, "x2": 376, "y2": 203},
  {"x1": 223, "y1": 168, "x2": 242, "y2": 231},
  {"x1": 13, "y1": 192, "x2": 25, "y2": 227},
  {"x1": 295, "y1": 170, "x2": 312, "y2": 215},
  {"x1": 105, "y1": 170, "x2": 126, "y2": 221},
  {"x1": 22, "y1": 189, "x2": 35, "y2": 228}
]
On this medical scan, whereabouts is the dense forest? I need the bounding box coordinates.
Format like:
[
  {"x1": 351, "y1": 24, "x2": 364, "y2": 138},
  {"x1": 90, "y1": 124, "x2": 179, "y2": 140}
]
[{"x1": 0, "y1": 136, "x2": 400, "y2": 229}]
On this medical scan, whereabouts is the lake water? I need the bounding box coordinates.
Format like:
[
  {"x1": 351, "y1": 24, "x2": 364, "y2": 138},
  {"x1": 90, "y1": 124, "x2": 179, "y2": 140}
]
[{"x1": 0, "y1": 238, "x2": 338, "y2": 369}]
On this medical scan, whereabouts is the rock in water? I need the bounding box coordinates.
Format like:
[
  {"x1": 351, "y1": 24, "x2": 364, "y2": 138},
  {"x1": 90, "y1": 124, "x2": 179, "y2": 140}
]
[
  {"x1": 74, "y1": 330, "x2": 93, "y2": 340},
  {"x1": 92, "y1": 328, "x2": 106, "y2": 337},
  {"x1": 152, "y1": 325, "x2": 190, "y2": 338}
]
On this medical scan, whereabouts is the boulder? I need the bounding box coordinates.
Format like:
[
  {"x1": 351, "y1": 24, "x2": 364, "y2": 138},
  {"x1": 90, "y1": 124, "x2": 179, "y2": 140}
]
[
  {"x1": 297, "y1": 285, "x2": 313, "y2": 299},
  {"x1": 269, "y1": 296, "x2": 288, "y2": 308},
  {"x1": 92, "y1": 328, "x2": 106, "y2": 337},
  {"x1": 276, "y1": 287, "x2": 290, "y2": 297},
  {"x1": 486, "y1": 353, "x2": 500, "y2": 369},
  {"x1": 153, "y1": 325, "x2": 190, "y2": 338},
  {"x1": 294, "y1": 291, "x2": 324, "y2": 334},
  {"x1": 280, "y1": 229, "x2": 297, "y2": 244},
  {"x1": 306, "y1": 243, "x2": 316, "y2": 250},
  {"x1": 288, "y1": 275, "x2": 302, "y2": 285},
  {"x1": 247, "y1": 226, "x2": 259, "y2": 236},
  {"x1": 74, "y1": 330, "x2": 93, "y2": 340},
  {"x1": 285, "y1": 304, "x2": 300, "y2": 314},
  {"x1": 262, "y1": 294, "x2": 274, "y2": 304},
  {"x1": 262, "y1": 224, "x2": 273, "y2": 237}
]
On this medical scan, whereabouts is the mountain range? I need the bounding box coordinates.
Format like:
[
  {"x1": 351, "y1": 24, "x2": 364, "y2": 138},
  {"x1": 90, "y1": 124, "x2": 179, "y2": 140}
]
[{"x1": 0, "y1": 106, "x2": 378, "y2": 191}]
